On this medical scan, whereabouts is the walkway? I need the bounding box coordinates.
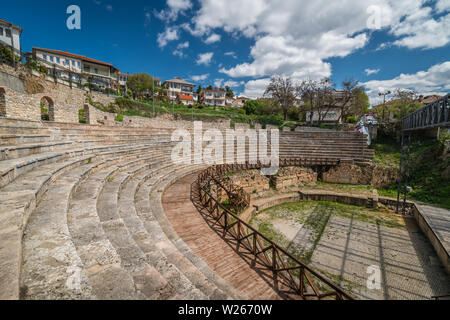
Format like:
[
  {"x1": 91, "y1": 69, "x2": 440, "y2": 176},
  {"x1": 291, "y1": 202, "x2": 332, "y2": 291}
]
[
  {"x1": 162, "y1": 173, "x2": 292, "y2": 300},
  {"x1": 415, "y1": 204, "x2": 450, "y2": 273}
]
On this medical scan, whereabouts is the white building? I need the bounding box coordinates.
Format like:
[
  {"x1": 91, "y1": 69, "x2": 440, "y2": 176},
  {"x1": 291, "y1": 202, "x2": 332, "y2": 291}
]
[
  {"x1": 306, "y1": 108, "x2": 342, "y2": 124},
  {"x1": 163, "y1": 78, "x2": 197, "y2": 102},
  {"x1": 201, "y1": 88, "x2": 226, "y2": 107},
  {"x1": 118, "y1": 73, "x2": 130, "y2": 86},
  {"x1": 30, "y1": 47, "x2": 120, "y2": 89},
  {"x1": 0, "y1": 19, "x2": 22, "y2": 56}
]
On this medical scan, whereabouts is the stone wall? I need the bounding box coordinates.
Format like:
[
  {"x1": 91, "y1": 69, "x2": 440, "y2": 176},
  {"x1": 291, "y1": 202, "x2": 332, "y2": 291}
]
[
  {"x1": 83, "y1": 103, "x2": 231, "y2": 130},
  {"x1": 234, "y1": 123, "x2": 250, "y2": 130},
  {"x1": 229, "y1": 166, "x2": 317, "y2": 194},
  {"x1": 84, "y1": 103, "x2": 116, "y2": 126},
  {"x1": 0, "y1": 64, "x2": 115, "y2": 123},
  {"x1": 323, "y1": 162, "x2": 397, "y2": 188},
  {"x1": 271, "y1": 167, "x2": 317, "y2": 189},
  {"x1": 229, "y1": 169, "x2": 271, "y2": 194}
]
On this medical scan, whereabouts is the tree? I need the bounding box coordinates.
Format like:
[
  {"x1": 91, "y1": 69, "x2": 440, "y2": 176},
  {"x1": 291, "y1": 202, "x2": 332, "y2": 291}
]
[
  {"x1": 196, "y1": 85, "x2": 202, "y2": 94},
  {"x1": 337, "y1": 79, "x2": 360, "y2": 123},
  {"x1": 297, "y1": 78, "x2": 336, "y2": 125},
  {"x1": 264, "y1": 76, "x2": 298, "y2": 121},
  {"x1": 390, "y1": 89, "x2": 422, "y2": 119},
  {"x1": 225, "y1": 86, "x2": 234, "y2": 98},
  {"x1": 297, "y1": 79, "x2": 319, "y2": 124},
  {"x1": 314, "y1": 78, "x2": 336, "y2": 124},
  {"x1": 352, "y1": 87, "x2": 370, "y2": 117},
  {"x1": 127, "y1": 73, "x2": 158, "y2": 99}
]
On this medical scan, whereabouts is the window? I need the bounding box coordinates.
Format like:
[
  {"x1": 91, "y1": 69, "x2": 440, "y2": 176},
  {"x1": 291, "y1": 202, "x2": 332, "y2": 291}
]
[
  {"x1": 94, "y1": 68, "x2": 98, "y2": 74},
  {"x1": 5, "y1": 29, "x2": 11, "y2": 38},
  {"x1": 42, "y1": 54, "x2": 47, "y2": 61},
  {"x1": 77, "y1": 61, "x2": 81, "y2": 68},
  {"x1": 49, "y1": 56, "x2": 54, "y2": 62},
  {"x1": 65, "y1": 59, "x2": 69, "y2": 66},
  {"x1": 56, "y1": 57, "x2": 60, "y2": 64},
  {"x1": 0, "y1": 27, "x2": 3, "y2": 36},
  {"x1": 71, "y1": 60, "x2": 75, "y2": 66}
]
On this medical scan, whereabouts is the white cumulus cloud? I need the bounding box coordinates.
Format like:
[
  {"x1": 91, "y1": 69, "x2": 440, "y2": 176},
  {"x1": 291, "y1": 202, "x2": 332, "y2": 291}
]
[
  {"x1": 363, "y1": 61, "x2": 450, "y2": 104},
  {"x1": 365, "y1": 68, "x2": 380, "y2": 75},
  {"x1": 196, "y1": 52, "x2": 214, "y2": 66},
  {"x1": 155, "y1": 0, "x2": 193, "y2": 22},
  {"x1": 191, "y1": 74, "x2": 209, "y2": 81},
  {"x1": 157, "y1": 27, "x2": 179, "y2": 48},
  {"x1": 204, "y1": 33, "x2": 221, "y2": 44}
]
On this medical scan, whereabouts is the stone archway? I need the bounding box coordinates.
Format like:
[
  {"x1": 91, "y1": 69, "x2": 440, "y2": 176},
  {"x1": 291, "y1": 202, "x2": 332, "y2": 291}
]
[
  {"x1": 0, "y1": 87, "x2": 6, "y2": 117},
  {"x1": 40, "y1": 96, "x2": 55, "y2": 121}
]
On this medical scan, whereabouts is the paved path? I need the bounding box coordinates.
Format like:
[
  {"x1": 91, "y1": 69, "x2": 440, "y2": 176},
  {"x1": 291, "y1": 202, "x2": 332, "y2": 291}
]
[
  {"x1": 162, "y1": 173, "x2": 293, "y2": 300},
  {"x1": 416, "y1": 205, "x2": 450, "y2": 265}
]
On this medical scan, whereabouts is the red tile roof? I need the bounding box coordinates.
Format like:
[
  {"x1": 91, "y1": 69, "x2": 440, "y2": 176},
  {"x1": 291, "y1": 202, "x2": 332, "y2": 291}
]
[
  {"x1": 33, "y1": 47, "x2": 115, "y2": 68},
  {"x1": 0, "y1": 19, "x2": 23, "y2": 35},
  {"x1": 178, "y1": 94, "x2": 194, "y2": 101}
]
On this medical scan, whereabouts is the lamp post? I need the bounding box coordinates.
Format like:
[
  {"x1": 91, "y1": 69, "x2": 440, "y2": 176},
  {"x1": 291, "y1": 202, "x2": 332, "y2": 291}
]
[{"x1": 378, "y1": 91, "x2": 391, "y2": 122}]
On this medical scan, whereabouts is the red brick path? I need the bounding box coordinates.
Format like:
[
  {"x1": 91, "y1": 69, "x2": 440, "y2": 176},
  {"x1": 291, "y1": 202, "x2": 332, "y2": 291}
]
[{"x1": 162, "y1": 173, "x2": 290, "y2": 300}]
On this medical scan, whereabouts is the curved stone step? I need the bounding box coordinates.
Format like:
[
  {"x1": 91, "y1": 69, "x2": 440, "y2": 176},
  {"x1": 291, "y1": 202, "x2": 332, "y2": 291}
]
[
  {"x1": 131, "y1": 164, "x2": 220, "y2": 299},
  {"x1": 19, "y1": 150, "x2": 168, "y2": 300},
  {"x1": 0, "y1": 144, "x2": 166, "y2": 300},
  {"x1": 130, "y1": 164, "x2": 212, "y2": 299},
  {"x1": 66, "y1": 152, "x2": 175, "y2": 300},
  {"x1": 145, "y1": 166, "x2": 249, "y2": 300},
  {"x1": 97, "y1": 159, "x2": 181, "y2": 300},
  {"x1": 133, "y1": 164, "x2": 246, "y2": 300},
  {"x1": 0, "y1": 142, "x2": 169, "y2": 188}
]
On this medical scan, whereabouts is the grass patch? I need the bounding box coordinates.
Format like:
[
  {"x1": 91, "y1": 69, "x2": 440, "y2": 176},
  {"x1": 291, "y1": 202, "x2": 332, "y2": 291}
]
[
  {"x1": 376, "y1": 137, "x2": 450, "y2": 209},
  {"x1": 370, "y1": 138, "x2": 401, "y2": 168},
  {"x1": 307, "y1": 181, "x2": 375, "y2": 195}
]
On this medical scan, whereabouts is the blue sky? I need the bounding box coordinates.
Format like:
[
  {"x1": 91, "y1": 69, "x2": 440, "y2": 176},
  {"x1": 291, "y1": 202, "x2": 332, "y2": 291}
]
[{"x1": 2, "y1": 0, "x2": 449, "y2": 104}]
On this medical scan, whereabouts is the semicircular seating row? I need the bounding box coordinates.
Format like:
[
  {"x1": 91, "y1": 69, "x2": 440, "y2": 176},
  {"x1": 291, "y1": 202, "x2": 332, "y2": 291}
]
[{"x1": 0, "y1": 118, "x2": 372, "y2": 300}]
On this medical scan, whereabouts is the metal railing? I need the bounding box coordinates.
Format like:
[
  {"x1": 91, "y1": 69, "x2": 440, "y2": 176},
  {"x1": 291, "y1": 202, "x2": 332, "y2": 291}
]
[
  {"x1": 402, "y1": 94, "x2": 450, "y2": 131},
  {"x1": 191, "y1": 161, "x2": 354, "y2": 300}
]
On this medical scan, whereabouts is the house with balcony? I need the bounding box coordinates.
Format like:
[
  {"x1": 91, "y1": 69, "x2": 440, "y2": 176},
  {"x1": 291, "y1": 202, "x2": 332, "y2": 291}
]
[
  {"x1": 29, "y1": 47, "x2": 120, "y2": 89},
  {"x1": 163, "y1": 78, "x2": 197, "y2": 102},
  {"x1": 0, "y1": 19, "x2": 22, "y2": 56},
  {"x1": 201, "y1": 88, "x2": 226, "y2": 107}
]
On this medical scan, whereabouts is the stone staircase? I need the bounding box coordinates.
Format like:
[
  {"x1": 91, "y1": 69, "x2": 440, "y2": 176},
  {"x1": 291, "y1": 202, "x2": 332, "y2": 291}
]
[
  {"x1": 0, "y1": 118, "x2": 372, "y2": 300},
  {"x1": 280, "y1": 131, "x2": 374, "y2": 164}
]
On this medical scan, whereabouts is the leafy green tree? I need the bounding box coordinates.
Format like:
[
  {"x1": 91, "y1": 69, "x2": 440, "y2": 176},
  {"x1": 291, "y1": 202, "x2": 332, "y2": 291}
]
[
  {"x1": 243, "y1": 100, "x2": 260, "y2": 115},
  {"x1": 390, "y1": 89, "x2": 423, "y2": 119},
  {"x1": 352, "y1": 87, "x2": 370, "y2": 116},
  {"x1": 225, "y1": 86, "x2": 234, "y2": 98},
  {"x1": 127, "y1": 73, "x2": 159, "y2": 99}
]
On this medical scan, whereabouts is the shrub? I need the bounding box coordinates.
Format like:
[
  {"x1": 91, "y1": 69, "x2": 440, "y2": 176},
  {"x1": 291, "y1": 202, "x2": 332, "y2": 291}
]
[
  {"x1": 114, "y1": 113, "x2": 124, "y2": 122},
  {"x1": 26, "y1": 58, "x2": 47, "y2": 74},
  {"x1": 78, "y1": 108, "x2": 86, "y2": 124},
  {"x1": 346, "y1": 115, "x2": 358, "y2": 123}
]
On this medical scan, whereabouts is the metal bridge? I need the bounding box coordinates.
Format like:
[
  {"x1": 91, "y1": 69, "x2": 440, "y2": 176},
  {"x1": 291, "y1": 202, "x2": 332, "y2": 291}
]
[
  {"x1": 396, "y1": 94, "x2": 449, "y2": 214},
  {"x1": 402, "y1": 94, "x2": 450, "y2": 132}
]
